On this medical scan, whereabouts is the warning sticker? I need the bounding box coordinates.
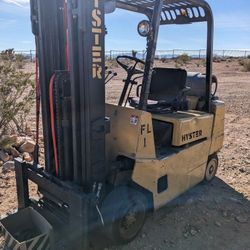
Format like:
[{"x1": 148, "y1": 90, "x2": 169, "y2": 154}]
[{"x1": 130, "y1": 115, "x2": 139, "y2": 125}]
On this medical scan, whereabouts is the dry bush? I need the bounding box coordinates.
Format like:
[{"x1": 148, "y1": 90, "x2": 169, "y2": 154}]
[
  {"x1": 213, "y1": 57, "x2": 222, "y2": 63},
  {"x1": 160, "y1": 58, "x2": 168, "y2": 63},
  {"x1": 15, "y1": 53, "x2": 27, "y2": 69},
  {"x1": 0, "y1": 49, "x2": 15, "y2": 61},
  {"x1": 239, "y1": 59, "x2": 250, "y2": 71},
  {"x1": 239, "y1": 59, "x2": 244, "y2": 66},
  {"x1": 176, "y1": 53, "x2": 190, "y2": 65},
  {"x1": 0, "y1": 49, "x2": 27, "y2": 69},
  {"x1": 243, "y1": 59, "x2": 250, "y2": 71},
  {"x1": 0, "y1": 50, "x2": 35, "y2": 136}
]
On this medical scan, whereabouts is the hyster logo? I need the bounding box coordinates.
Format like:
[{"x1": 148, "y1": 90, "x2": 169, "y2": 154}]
[
  {"x1": 182, "y1": 130, "x2": 203, "y2": 142},
  {"x1": 92, "y1": 0, "x2": 102, "y2": 79}
]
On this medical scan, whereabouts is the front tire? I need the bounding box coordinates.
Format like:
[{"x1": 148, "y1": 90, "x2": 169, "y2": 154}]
[{"x1": 102, "y1": 186, "x2": 148, "y2": 244}]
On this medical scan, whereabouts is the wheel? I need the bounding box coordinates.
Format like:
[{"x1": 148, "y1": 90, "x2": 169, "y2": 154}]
[
  {"x1": 101, "y1": 186, "x2": 148, "y2": 244},
  {"x1": 204, "y1": 154, "x2": 219, "y2": 182}
]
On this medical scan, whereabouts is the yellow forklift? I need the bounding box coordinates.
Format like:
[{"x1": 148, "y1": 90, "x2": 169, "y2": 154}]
[{"x1": 1, "y1": 0, "x2": 225, "y2": 249}]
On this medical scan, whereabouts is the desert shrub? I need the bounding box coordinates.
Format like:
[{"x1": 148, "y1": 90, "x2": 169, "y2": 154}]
[
  {"x1": 176, "y1": 53, "x2": 190, "y2": 65},
  {"x1": 0, "y1": 48, "x2": 15, "y2": 61},
  {"x1": 242, "y1": 59, "x2": 250, "y2": 71},
  {"x1": 239, "y1": 59, "x2": 244, "y2": 66},
  {"x1": 0, "y1": 56, "x2": 35, "y2": 136},
  {"x1": 247, "y1": 55, "x2": 250, "y2": 59},
  {"x1": 213, "y1": 57, "x2": 221, "y2": 63},
  {"x1": 15, "y1": 53, "x2": 27, "y2": 69},
  {"x1": 239, "y1": 59, "x2": 250, "y2": 71},
  {"x1": 15, "y1": 53, "x2": 27, "y2": 61},
  {"x1": 0, "y1": 49, "x2": 27, "y2": 69},
  {"x1": 161, "y1": 58, "x2": 167, "y2": 63}
]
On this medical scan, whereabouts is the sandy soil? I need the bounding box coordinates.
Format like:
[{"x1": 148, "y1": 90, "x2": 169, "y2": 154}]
[{"x1": 0, "y1": 59, "x2": 250, "y2": 249}]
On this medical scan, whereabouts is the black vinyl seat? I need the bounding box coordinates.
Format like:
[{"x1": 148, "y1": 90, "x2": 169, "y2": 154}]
[{"x1": 129, "y1": 68, "x2": 189, "y2": 113}]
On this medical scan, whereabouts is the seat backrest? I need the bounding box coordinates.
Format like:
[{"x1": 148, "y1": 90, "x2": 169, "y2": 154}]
[{"x1": 149, "y1": 68, "x2": 187, "y2": 102}]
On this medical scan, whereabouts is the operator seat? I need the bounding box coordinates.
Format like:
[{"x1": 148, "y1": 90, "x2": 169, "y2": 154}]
[{"x1": 129, "y1": 68, "x2": 189, "y2": 113}]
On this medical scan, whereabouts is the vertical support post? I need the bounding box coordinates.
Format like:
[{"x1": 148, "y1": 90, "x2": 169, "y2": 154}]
[
  {"x1": 68, "y1": 0, "x2": 106, "y2": 186},
  {"x1": 31, "y1": 0, "x2": 66, "y2": 175},
  {"x1": 205, "y1": 6, "x2": 214, "y2": 113},
  {"x1": 139, "y1": 0, "x2": 163, "y2": 110},
  {"x1": 172, "y1": 49, "x2": 175, "y2": 58},
  {"x1": 15, "y1": 159, "x2": 29, "y2": 210}
]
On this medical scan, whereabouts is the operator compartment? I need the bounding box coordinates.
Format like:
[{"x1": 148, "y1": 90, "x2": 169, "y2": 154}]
[
  {"x1": 127, "y1": 66, "x2": 214, "y2": 149},
  {"x1": 152, "y1": 110, "x2": 214, "y2": 147}
]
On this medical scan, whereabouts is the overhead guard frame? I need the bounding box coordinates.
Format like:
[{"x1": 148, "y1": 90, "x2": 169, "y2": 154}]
[{"x1": 114, "y1": 0, "x2": 214, "y2": 112}]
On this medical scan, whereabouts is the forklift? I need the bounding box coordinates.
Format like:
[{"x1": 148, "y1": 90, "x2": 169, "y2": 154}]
[{"x1": 1, "y1": 0, "x2": 225, "y2": 249}]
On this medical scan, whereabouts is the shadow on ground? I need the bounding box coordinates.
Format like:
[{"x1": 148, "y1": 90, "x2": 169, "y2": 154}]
[{"x1": 92, "y1": 178, "x2": 250, "y2": 250}]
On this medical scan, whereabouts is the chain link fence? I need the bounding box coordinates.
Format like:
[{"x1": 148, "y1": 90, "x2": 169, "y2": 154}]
[
  {"x1": 106, "y1": 49, "x2": 250, "y2": 60},
  {"x1": 1, "y1": 49, "x2": 249, "y2": 62},
  {"x1": 14, "y1": 50, "x2": 36, "y2": 61}
]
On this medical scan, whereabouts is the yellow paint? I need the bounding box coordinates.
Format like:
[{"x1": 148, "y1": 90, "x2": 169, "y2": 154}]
[
  {"x1": 209, "y1": 100, "x2": 225, "y2": 154},
  {"x1": 106, "y1": 99, "x2": 225, "y2": 210},
  {"x1": 153, "y1": 110, "x2": 214, "y2": 146}
]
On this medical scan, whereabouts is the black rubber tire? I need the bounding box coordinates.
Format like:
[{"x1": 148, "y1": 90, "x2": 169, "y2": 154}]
[
  {"x1": 204, "y1": 154, "x2": 219, "y2": 182},
  {"x1": 101, "y1": 186, "x2": 148, "y2": 244}
]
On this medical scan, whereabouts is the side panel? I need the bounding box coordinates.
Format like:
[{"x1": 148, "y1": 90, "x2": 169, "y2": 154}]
[
  {"x1": 106, "y1": 104, "x2": 155, "y2": 161},
  {"x1": 132, "y1": 140, "x2": 211, "y2": 209},
  {"x1": 136, "y1": 112, "x2": 155, "y2": 159},
  {"x1": 153, "y1": 111, "x2": 214, "y2": 146},
  {"x1": 187, "y1": 162, "x2": 207, "y2": 189},
  {"x1": 209, "y1": 100, "x2": 225, "y2": 154}
]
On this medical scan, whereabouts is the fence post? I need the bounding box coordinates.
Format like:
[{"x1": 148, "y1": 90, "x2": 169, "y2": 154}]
[
  {"x1": 222, "y1": 50, "x2": 225, "y2": 58},
  {"x1": 172, "y1": 49, "x2": 175, "y2": 59},
  {"x1": 245, "y1": 50, "x2": 247, "y2": 58},
  {"x1": 199, "y1": 49, "x2": 201, "y2": 59},
  {"x1": 109, "y1": 50, "x2": 112, "y2": 60},
  {"x1": 30, "y1": 50, "x2": 32, "y2": 62}
]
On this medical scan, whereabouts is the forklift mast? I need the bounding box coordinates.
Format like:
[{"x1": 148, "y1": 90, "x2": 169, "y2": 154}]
[{"x1": 31, "y1": 0, "x2": 106, "y2": 187}]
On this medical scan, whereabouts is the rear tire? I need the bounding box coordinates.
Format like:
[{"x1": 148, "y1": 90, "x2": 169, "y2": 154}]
[
  {"x1": 102, "y1": 186, "x2": 148, "y2": 244},
  {"x1": 204, "y1": 154, "x2": 218, "y2": 182}
]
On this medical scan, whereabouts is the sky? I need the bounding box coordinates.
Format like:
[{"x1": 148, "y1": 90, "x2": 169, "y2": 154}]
[{"x1": 0, "y1": 0, "x2": 250, "y2": 51}]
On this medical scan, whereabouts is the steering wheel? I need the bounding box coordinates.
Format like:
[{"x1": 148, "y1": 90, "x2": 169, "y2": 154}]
[
  {"x1": 116, "y1": 56, "x2": 145, "y2": 106},
  {"x1": 116, "y1": 55, "x2": 145, "y2": 75}
]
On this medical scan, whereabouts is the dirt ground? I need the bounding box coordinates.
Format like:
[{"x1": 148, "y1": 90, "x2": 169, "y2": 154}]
[{"x1": 0, "y1": 58, "x2": 250, "y2": 249}]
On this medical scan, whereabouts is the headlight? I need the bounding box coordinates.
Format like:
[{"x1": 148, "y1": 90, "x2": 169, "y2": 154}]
[{"x1": 137, "y1": 20, "x2": 151, "y2": 37}]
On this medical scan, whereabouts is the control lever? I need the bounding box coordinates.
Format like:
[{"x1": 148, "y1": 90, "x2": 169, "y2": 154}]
[
  {"x1": 105, "y1": 71, "x2": 117, "y2": 84},
  {"x1": 105, "y1": 70, "x2": 113, "y2": 81}
]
